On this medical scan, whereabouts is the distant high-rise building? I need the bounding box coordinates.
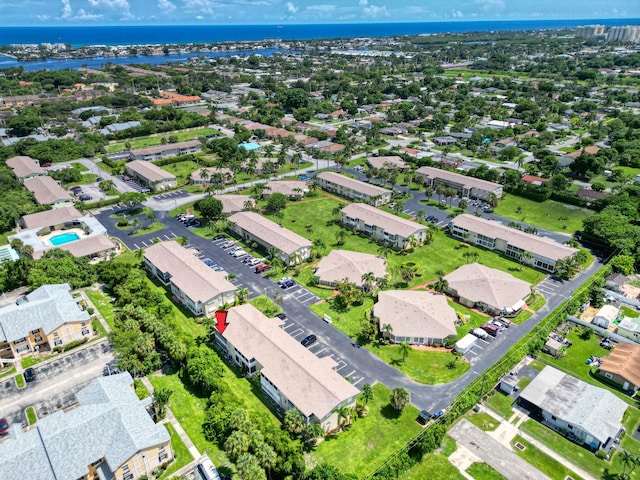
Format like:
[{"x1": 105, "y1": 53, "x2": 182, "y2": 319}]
[
  {"x1": 606, "y1": 25, "x2": 640, "y2": 42},
  {"x1": 575, "y1": 25, "x2": 605, "y2": 39}
]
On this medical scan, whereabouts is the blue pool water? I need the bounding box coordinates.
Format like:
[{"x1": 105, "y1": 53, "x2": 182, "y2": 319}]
[
  {"x1": 239, "y1": 142, "x2": 261, "y2": 151},
  {"x1": 50, "y1": 232, "x2": 80, "y2": 246}
]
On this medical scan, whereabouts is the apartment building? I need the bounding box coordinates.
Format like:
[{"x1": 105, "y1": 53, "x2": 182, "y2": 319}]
[
  {"x1": 450, "y1": 214, "x2": 578, "y2": 272},
  {"x1": 415, "y1": 166, "x2": 503, "y2": 201},
  {"x1": 144, "y1": 241, "x2": 237, "y2": 316},
  {"x1": 0, "y1": 284, "x2": 91, "y2": 360},
  {"x1": 23, "y1": 176, "x2": 74, "y2": 208},
  {"x1": 215, "y1": 305, "x2": 359, "y2": 432},
  {"x1": 341, "y1": 203, "x2": 427, "y2": 249},
  {"x1": 125, "y1": 160, "x2": 177, "y2": 192},
  {"x1": 316, "y1": 171, "x2": 392, "y2": 206},
  {"x1": 128, "y1": 140, "x2": 202, "y2": 161},
  {"x1": 6, "y1": 155, "x2": 46, "y2": 181}
]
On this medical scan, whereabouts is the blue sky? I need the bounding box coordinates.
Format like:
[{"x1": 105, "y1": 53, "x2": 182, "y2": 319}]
[{"x1": 0, "y1": 0, "x2": 637, "y2": 26}]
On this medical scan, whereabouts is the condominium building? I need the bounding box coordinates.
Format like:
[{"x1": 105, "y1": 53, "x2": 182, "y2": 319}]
[
  {"x1": 606, "y1": 25, "x2": 640, "y2": 42},
  {"x1": 415, "y1": 166, "x2": 503, "y2": 201},
  {"x1": 341, "y1": 203, "x2": 427, "y2": 249},
  {"x1": 450, "y1": 214, "x2": 577, "y2": 272},
  {"x1": 6, "y1": 155, "x2": 46, "y2": 181},
  {"x1": 23, "y1": 176, "x2": 74, "y2": 208},
  {"x1": 575, "y1": 25, "x2": 605, "y2": 39},
  {"x1": 316, "y1": 171, "x2": 392, "y2": 206},
  {"x1": 144, "y1": 241, "x2": 237, "y2": 316},
  {"x1": 125, "y1": 161, "x2": 177, "y2": 192},
  {"x1": 128, "y1": 140, "x2": 202, "y2": 161}
]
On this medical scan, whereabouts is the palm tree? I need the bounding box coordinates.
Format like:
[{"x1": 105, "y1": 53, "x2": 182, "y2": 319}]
[
  {"x1": 517, "y1": 251, "x2": 534, "y2": 269},
  {"x1": 424, "y1": 186, "x2": 434, "y2": 199},
  {"x1": 312, "y1": 238, "x2": 326, "y2": 258},
  {"x1": 390, "y1": 387, "x2": 411, "y2": 411},
  {"x1": 433, "y1": 275, "x2": 449, "y2": 293},
  {"x1": 377, "y1": 243, "x2": 392, "y2": 259},
  {"x1": 400, "y1": 341, "x2": 411, "y2": 362},
  {"x1": 145, "y1": 211, "x2": 156, "y2": 222},
  {"x1": 244, "y1": 199, "x2": 256, "y2": 211},
  {"x1": 198, "y1": 168, "x2": 210, "y2": 185},
  {"x1": 459, "y1": 199, "x2": 468, "y2": 210},
  {"x1": 361, "y1": 271, "x2": 376, "y2": 293},
  {"x1": 177, "y1": 235, "x2": 188, "y2": 246},
  {"x1": 619, "y1": 450, "x2": 638, "y2": 479},
  {"x1": 332, "y1": 203, "x2": 345, "y2": 219},
  {"x1": 336, "y1": 228, "x2": 347, "y2": 246},
  {"x1": 152, "y1": 387, "x2": 173, "y2": 422},
  {"x1": 224, "y1": 430, "x2": 250, "y2": 461},
  {"x1": 236, "y1": 453, "x2": 265, "y2": 480},
  {"x1": 435, "y1": 184, "x2": 446, "y2": 203},
  {"x1": 229, "y1": 408, "x2": 250, "y2": 431},
  {"x1": 235, "y1": 288, "x2": 250, "y2": 305},
  {"x1": 382, "y1": 323, "x2": 393, "y2": 341},
  {"x1": 360, "y1": 383, "x2": 373, "y2": 406},
  {"x1": 416, "y1": 209, "x2": 425, "y2": 223},
  {"x1": 334, "y1": 404, "x2": 352, "y2": 430},
  {"x1": 283, "y1": 407, "x2": 305, "y2": 435},
  {"x1": 463, "y1": 251, "x2": 479, "y2": 264},
  {"x1": 305, "y1": 422, "x2": 325, "y2": 444}
]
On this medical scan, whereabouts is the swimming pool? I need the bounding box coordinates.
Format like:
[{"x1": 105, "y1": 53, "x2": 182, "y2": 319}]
[
  {"x1": 50, "y1": 232, "x2": 80, "y2": 246},
  {"x1": 239, "y1": 142, "x2": 260, "y2": 151}
]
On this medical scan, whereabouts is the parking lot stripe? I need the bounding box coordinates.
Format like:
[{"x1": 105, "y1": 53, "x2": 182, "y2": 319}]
[
  {"x1": 133, "y1": 243, "x2": 140, "y2": 250},
  {"x1": 344, "y1": 369, "x2": 356, "y2": 378},
  {"x1": 351, "y1": 377, "x2": 364, "y2": 386},
  {"x1": 334, "y1": 361, "x2": 347, "y2": 371}
]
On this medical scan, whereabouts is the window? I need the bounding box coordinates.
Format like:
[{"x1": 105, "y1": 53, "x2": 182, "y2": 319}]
[
  {"x1": 123, "y1": 474, "x2": 134, "y2": 480},
  {"x1": 568, "y1": 425, "x2": 573, "y2": 430},
  {"x1": 551, "y1": 415, "x2": 557, "y2": 421},
  {"x1": 82, "y1": 329, "x2": 90, "y2": 336},
  {"x1": 81, "y1": 322, "x2": 86, "y2": 327},
  {"x1": 605, "y1": 372, "x2": 613, "y2": 380},
  {"x1": 31, "y1": 329, "x2": 40, "y2": 335},
  {"x1": 14, "y1": 337, "x2": 27, "y2": 344},
  {"x1": 53, "y1": 332, "x2": 59, "y2": 338},
  {"x1": 54, "y1": 340, "x2": 63, "y2": 346},
  {"x1": 122, "y1": 465, "x2": 129, "y2": 473}
]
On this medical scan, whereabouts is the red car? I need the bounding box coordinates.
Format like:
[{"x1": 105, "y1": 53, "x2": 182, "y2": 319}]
[
  {"x1": 254, "y1": 264, "x2": 272, "y2": 274},
  {"x1": 0, "y1": 418, "x2": 9, "y2": 435}
]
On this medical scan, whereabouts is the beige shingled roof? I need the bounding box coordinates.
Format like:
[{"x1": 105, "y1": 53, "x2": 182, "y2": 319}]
[
  {"x1": 452, "y1": 214, "x2": 577, "y2": 261},
  {"x1": 444, "y1": 263, "x2": 531, "y2": 311},
  {"x1": 126, "y1": 160, "x2": 176, "y2": 183},
  {"x1": 21, "y1": 206, "x2": 83, "y2": 230},
  {"x1": 367, "y1": 156, "x2": 407, "y2": 170},
  {"x1": 23, "y1": 176, "x2": 72, "y2": 205},
  {"x1": 222, "y1": 304, "x2": 359, "y2": 419},
  {"x1": 599, "y1": 343, "x2": 640, "y2": 389},
  {"x1": 374, "y1": 290, "x2": 457, "y2": 339},
  {"x1": 341, "y1": 203, "x2": 426, "y2": 237},
  {"x1": 214, "y1": 195, "x2": 254, "y2": 214},
  {"x1": 33, "y1": 234, "x2": 116, "y2": 259},
  {"x1": 144, "y1": 241, "x2": 237, "y2": 303},
  {"x1": 416, "y1": 166, "x2": 501, "y2": 192},
  {"x1": 6, "y1": 155, "x2": 45, "y2": 178},
  {"x1": 317, "y1": 171, "x2": 389, "y2": 197},
  {"x1": 314, "y1": 250, "x2": 386, "y2": 288},
  {"x1": 228, "y1": 212, "x2": 312, "y2": 255}
]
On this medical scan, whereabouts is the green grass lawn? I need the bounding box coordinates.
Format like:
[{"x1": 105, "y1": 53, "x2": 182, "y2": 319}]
[
  {"x1": 248, "y1": 295, "x2": 283, "y2": 317},
  {"x1": 85, "y1": 287, "x2": 117, "y2": 329},
  {"x1": 159, "y1": 423, "x2": 194, "y2": 480},
  {"x1": 466, "y1": 462, "x2": 506, "y2": 480},
  {"x1": 511, "y1": 435, "x2": 585, "y2": 480},
  {"x1": 15, "y1": 374, "x2": 25, "y2": 388},
  {"x1": 493, "y1": 195, "x2": 592, "y2": 234},
  {"x1": 130, "y1": 221, "x2": 165, "y2": 237},
  {"x1": 133, "y1": 379, "x2": 151, "y2": 399},
  {"x1": 484, "y1": 390, "x2": 514, "y2": 419},
  {"x1": 21, "y1": 354, "x2": 57, "y2": 369},
  {"x1": 452, "y1": 301, "x2": 491, "y2": 337},
  {"x1": 0, "y1": 366, "x2": 16, "y2": 379},
  {"x1": 160, "y1": 160, "x2": 201, "y2": 184},
  {"x1": 520, "y1": 421, "x2": 640, "y2": 480},
  {"x1": 621, "y1": 408, "x2": 640, "y2": 454},
  {"x1": 25, "y1": 406, "x2": 37, "y2": 425},
  {"x1": 310, "y1": 383, "x2": 423, "y2": 477},
  {"x1": 367, "y1": 343, "x2": 470, "y2": 384},
  {"x1": 310, "y1": 298, "x2": 373, "y2": 339},
  {"x1": 106, "y1": 127, "x2": 220, "y2": 153},
  {"x1": 66, "y1": 173, "x2": 98, "y2": 187},
  {"x1": 466, "y1": 413, "x2": 499, "y2": 432},
  {"x1": 527, "y1": 293, "x2": 546, "y2": 312},
  {"x1": 399, "y1": 454, "x2": 466, "y2": 480},
  {"x1": 621, "y1": 305, "x2": 640, "y2": 318},
  {"x1": 92, "y1": 318, "x2": 108, "y2": 337}
]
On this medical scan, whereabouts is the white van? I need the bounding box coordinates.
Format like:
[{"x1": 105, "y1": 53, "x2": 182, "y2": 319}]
[{"x1": 198, "y1": 456, "x2": 221, "y2": 480}]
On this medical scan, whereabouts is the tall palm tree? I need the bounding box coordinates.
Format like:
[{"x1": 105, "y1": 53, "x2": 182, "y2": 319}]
[
  {"x1": 382, "y1": 323, "x2": 393, "y2": 341},
  {"x1": 360, "y1": 383, "x2": 373, "y2": 406},
  {"x1": 253, "y1": 442, "x2": 277, "y2": 477},
  {"x1": 361, "y1": 271, "x2": 376, "y2": 293},
  {"x1": 235, "y1": 288, "x2": 250, "y2": 305},
  {"x1": 433, "y1": 275, "x2": 449, "y2": 293},
  {"x1": 377, "y1": 243, "x2": 392, "y2": 259},
  {"x1": 400, "y1": 341, "x2": 411, "y2": 362},
  {"x1": 334, "y1": 404, "x2": 352, "y2": 430},
  {"x1": 390, "y1": 387, "x2": 411, "y2": 411},
  {"x1": 224, "y1": 430, "x2": 250, "y2": 461}
]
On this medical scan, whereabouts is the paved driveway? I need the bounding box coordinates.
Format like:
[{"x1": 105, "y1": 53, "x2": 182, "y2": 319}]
[{"x1": 0, "y1": 340, "x2": 114, "y2": 427}]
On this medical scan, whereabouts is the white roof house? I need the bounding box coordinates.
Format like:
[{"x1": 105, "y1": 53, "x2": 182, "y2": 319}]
[
  {"x1": 593, "y1": 305, "x2": 619, "y2": 329},
  {"x1": 374, "y1": 290, "x2": 457, "y2": 345}
]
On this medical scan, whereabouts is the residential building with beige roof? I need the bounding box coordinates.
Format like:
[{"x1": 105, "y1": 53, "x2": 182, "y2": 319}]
[
  {"x1": 366, "y1": 155, "x2": 407, "y2": 170},
  {"x1": 264, "y1": 180, "x2": 309, "y2": 198},
  {"x1": 597, "y1": 343, "x2": 640, "y2": 393},
  {"x1": 444, "y1": 263, "x2": 531, "y2": 315},
  {"x1": 314, "y1": 250, "x2": 386, "y2": 290},
  {"x1": 341, "y1": 203, "x2": 427, "y2": 249},
  {"x1": 125, "y1": 160, "x2": 177, "y2": 192},
  {"x1": 19, "y1": 206, "x2": 83, "y2": 230},
  {"x1": 228, "y1": 212, "x2": 312, "y2": 265},
  {"x1": 23, "y1": 176, "x2": 73, "y2": 208},
  {"x1": 316, "y1": 171, "x2": 392, "y2": 206},
  {"x1": 6, "y1": 155, "x2": 46, "y2": 181},
  {"x1": 416, "y1": 166, "x2": 503, "y2": 201},
  {"x1": 129, "y1": 139, "x2": 201, "y2": 161},
  {"x1": 214, "y1": 195, "x2": 255, "y2": 214},
  {"x1": 214, "y1": 304, "x2": 359, "y2": 431},
  {"x1": 450, "y1": 214, "x2": 578, "y2": 272},
  {"x1": 373, "y1": 290, "x2": 457, "y2": 346},
  {"x1": 144, "y1": 241, "x2": 237, "y2": 316}
]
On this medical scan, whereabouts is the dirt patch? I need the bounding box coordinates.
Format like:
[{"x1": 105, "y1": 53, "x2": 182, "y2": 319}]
[{"x1": 580, "y1": 306, "x2": 599, "y2": 323}]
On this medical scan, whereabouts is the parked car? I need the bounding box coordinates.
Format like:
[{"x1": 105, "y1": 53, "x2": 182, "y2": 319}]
[
  {"x1": 233, "y1": 250, "x2": 248, "y2": 258},
  {"x1": 213, "y1": 234, "x2": 227, "y2": 241},
  {"x1": 301, "y1": 334, "x2": 317, "y2": 347},
  {"x1": 432, "y1": 408, "x2": 447, "y2": 419},
  {"x1": 203, "y1": 259, "x2": 214, "y2": 267},
  {"x1": 79, "y1": 194, "x2": 92, "y2": 201},
  {"x1": 212, "y1": 267, "x2": 225, "y2": 272},
  {"x1": 24, "y1": 368, "x2": 36, "y2": 382},
  {"x1": 248, "y1": 258, "x2": 262, "y2": 266},
  {"x1": 0, "y1": 417, "x2": 9, "y2": 435},
  {"x1": 480, "y1": 323, "x2": 499, "y2": 337},
  {"x1": 255, "y1": 263, "x2": 271, "y2": 273},
  {"x1": 280, "y1": 279, "x2": 295, "y2": 289},
  {"x1": 275, "y1": 313, "x2": 287, "y2": 320},
  {"x1": 416, "y1": 410, "x2": 432, "y2": 425}
]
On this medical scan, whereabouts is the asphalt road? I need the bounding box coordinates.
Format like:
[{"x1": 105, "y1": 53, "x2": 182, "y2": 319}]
[{"x1": 97, "y1": 200, "x2": 603, "y2": 412}]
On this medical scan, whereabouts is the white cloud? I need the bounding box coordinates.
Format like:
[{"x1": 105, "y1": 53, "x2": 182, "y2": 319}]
[
  {"x1": 88, "y1": 0, "x2": 129, "y2": 9},
  {"x1": 158, "y1": 0, "x2": 177, "y2": 12},
  {"x1": 196, "y1": 14, "x2": 204, "y2": 19},
  {"x1": 362, "y1": 3, "x2": 388, "y2": 17},
  {"x1": 306, "y1": 4, "x2": 336, "y2": 12},
  {"x1": 359, "y1": 0, "x2": 367, "y2": 5},
  {"x1": 61, "y1": 0, "x2": 72, "y2": 18},
  {"x1": 474, "y1": 0, "x2": 505, "y2": 13},
  {"x1": 37, "y1": 14, "x2": 50, "y2": 20},
  {"x1": 286, "y1": 1, "x2": 297, "y2": 13},
  {"x1": 73, "y1": 8, "x2": 103, "y2": 20},
  {"x1": 451, "y1": 9, "x2": 463, "y2": 17},
  {"x1": 183, "y1": 0, "x2": 214, "y2": 14}
]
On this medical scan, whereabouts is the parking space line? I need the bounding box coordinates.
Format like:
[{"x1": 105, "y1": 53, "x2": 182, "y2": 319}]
[
  {"x1": 334, "y1": 361, "x2": 347, "y2": 371},
  {"x1": 133, "y1": 243, "x2": 140, "y2": 249},
  {"x1": 163, "y1": 234, "x2": 171, "y2": 240},
  {"x1": 283, "y1": 323, "x2": 296, "y2": 330},
  {"x1": 141, "y1": 240, "x2": 148, "y2": 247},
  {"x1": 290, "y1": 328, "x2": 304, "y2": 338},
  {"x1": 352, "y1": 377, "x2": 364, "y2": 386},
  {"x1": 344, "y1": 369, "x2": 356, "y2": 378},
  {"x1": 314, "y1": 347, "x2": 329, "y2": 356}
]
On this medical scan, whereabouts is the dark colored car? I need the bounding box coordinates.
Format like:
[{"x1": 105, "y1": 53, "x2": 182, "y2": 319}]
[
  {"x1": 301, "y1": 334, "x2": 317, "y2": 347},
  {"x1": 213, "y1": 234, "x2": 227, "y2": 241},
  {"x1": 24, "y1": 368, "x2": 36, "y2": 382},
  {"x1": 275, "y1": 313, "x2": 287, "y2": 320},
  {"x1": 79, "y1": 194, "x2": 92, "y2": 201},
  {"x1": 0, "y1": 417, "x2": 9, "y2": 435},
  {"x1": 280, "y1": 279, "x2": 295, "y2": 289},
  {"x1": 416, "y1": 410, "x2": 431, "y2": 425}
]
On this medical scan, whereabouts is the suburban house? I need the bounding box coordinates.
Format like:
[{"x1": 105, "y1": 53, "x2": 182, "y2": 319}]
[
  {"x1": 366, "y1": 155, "x2": 407, "y2": 170},
  {"x1": 593, "y1": 305, "x2": 619, "y2": 329},
  {"x1": 128, "y1": 140, "x2": 202, "y2": 161},
  {"x1": 597, "y1": 343, "x2": 640, "y2": 393},
  {"x1": 0, "y1": 284, "x2": 92, "y2": 360},
  {"x1": 190, "y1": 167, "x2": 234, "y2": 186},
  {"x1": 214, "y1": 305, "x2": 359, "y2": 432},
  {"x1": 213, "y1": 195, "x2": 255, "y2": 214},
  {"x1": 264, "y1": 180, "x2": 309, "y2": 198},
  {"x1": 415, "y1": 166, "x2": 503, "y2": 201},
  {"x1": 23, "y1": 176, "x2": 74, "y2": 208},
  {"x1": 433, "y1": 136, "x2": 457, "y2": 146},
  {"x1": 373, "y1": 290, "x2": 457, "y2": 346},
  {"x1": 6, "y1": 155, "x2": 46, "y2": 181},
  {"x1": 314, "y1": 249, "x2": 386, "y2": 290},
  {"x1": 444, "y1": 263, "x2": 531, "y2": 315},
  {"x1": 228, "y1": 212, "x2": 312, "y2": 265},
  {"x1": 18, "y1": 205, "x2": 83, "y2": 230},
  {"x1": 605, "y1": 273, "x2": 627, "y2": 293},
  {"x1": 517, "y1": 366, "x2": 627, "y2": 452},
  {"x1": 617, "y1": 316, "x2": 640, "y2": 343},
  {"x1": 144, "y1": 241, "x2": 238, "y2": 316},
  {"x1": 341, "y1": 203, "x2": 427, "y2": 249},
  {"x1": 450, "y1": 214, "x2": 578, "y2": 273},
  {"x1": 0, "y1": 372, "x2": 172, "y2": 480},
  {"x1": 125, "y1": 160, "x2": 177, "y2": 192},
  {"x1": 316, "y1": 171, "x2": 392, "y2": 206}
]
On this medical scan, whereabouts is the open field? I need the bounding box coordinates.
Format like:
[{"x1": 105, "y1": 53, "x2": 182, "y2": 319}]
[
  {"x1": 484, "y1": 390, "x2": 514, "y2": 419},
  {"x1": 106, "y1": 127, "x2": 220, "y2": 153},
  {"x1": 399, "y1": 454, "x2": 466, "y2": 480},
  {"x1": 466, "y1": 462, "x2": 506, "y2": 480},
  {"x1": 493, "y1": 195, "x2": 592, "y2": 234},
  {"x1": 310, "y1": 383, "x2": 423, "y2": 477}
]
